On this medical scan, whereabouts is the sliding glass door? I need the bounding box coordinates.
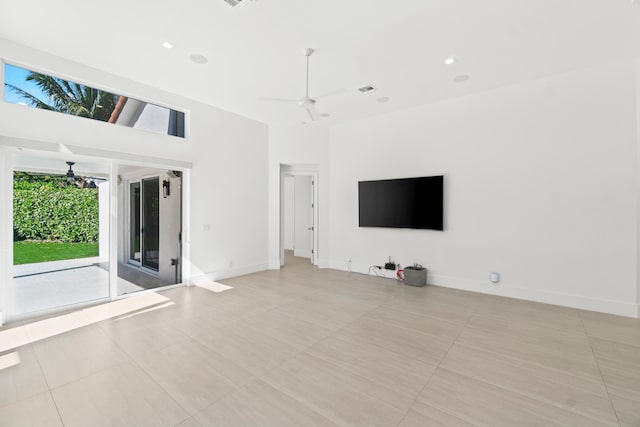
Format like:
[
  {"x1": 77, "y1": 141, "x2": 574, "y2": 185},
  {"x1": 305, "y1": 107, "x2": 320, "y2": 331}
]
[
  {"x1": 129, "y1": 182, "x2": 141, "y2": 264},
  {"x1": 141, "y1": 178, "x2": 160, "y2": 271},
  {"x1": 128, "y1": 178, "x2": 159, "y2": 272}
]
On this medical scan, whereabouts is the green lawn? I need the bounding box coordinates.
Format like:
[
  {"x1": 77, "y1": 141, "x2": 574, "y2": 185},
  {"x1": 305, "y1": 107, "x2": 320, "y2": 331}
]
[{"x1": 14, "y1": 241, "x2": 99, "y2": 265}]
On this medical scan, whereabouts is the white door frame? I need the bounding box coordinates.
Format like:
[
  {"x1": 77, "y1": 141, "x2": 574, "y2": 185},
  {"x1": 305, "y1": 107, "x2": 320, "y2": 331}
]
[
  {"x1": 0, "y1": 147, "x2": 14, "y2": 325},
  {"x1": 279, "y1": 165, "x2": 319, "y2": 267},
  {"x1": 125, "y1": 179, "x2": 142, "y2": 267}
]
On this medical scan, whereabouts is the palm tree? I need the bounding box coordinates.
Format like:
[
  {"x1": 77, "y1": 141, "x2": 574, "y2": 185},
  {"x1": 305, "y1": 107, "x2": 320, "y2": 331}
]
[{"x1": 5, "y1": 72, "x2": 119, "y2": 122}]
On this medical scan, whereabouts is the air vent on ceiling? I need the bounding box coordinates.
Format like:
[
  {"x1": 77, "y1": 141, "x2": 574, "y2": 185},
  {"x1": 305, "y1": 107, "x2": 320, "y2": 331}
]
[
  {"x1": 223, "y1": 0, "x2": 253, "y2": 7},
  {"x1": 358, "y1": 85, "x2": 377, "y2": 94}
]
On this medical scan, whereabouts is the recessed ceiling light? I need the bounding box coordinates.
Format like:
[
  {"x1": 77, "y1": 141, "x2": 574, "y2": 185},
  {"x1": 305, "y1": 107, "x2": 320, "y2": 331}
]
[
  {"x1": 453, "y1": 74, "x2": 470, "y2": 83},
  {"x1": 358, "y1": 85, "x2": 377, "y2": 94},
  {"x1": 162, "y1": 42, "x2": 173, "y2": 49},
  {"x1": 320, "y1": 113, "x2": 330, "y2": 118},
  {"x1": 377, "y1": 97, "x2": 390, "y2": 103},
  {"x1": 444, "y1": 56, "x2": 456, "y2": 65},
  {"x1": 190, "y1": 54, "x2": 208, "y2": 64}
]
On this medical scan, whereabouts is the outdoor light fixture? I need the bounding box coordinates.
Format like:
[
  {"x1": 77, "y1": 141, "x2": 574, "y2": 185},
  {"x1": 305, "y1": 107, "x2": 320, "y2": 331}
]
[
  {"x1": 66, "y1": 162, "x2": 76, "y2": 183},
  {"x1": 162, "y1": 179, "x2": 170, "y2": 198}
]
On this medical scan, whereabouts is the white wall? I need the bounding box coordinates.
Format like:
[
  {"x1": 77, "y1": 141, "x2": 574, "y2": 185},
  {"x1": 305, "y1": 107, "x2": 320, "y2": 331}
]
[
  {"x1": 268, "y1": 125, "x2": 330, "y2": 267},
  {"x1": 283, "y1": 176, "x2": 294, "y2": 250},
  {"x1": 294, "y1": 175, "x2": 312, "y2": 258},
  {"x1": 0, "y1": 38, "x2": 269, "y2": 304},
  {"x1": 0, "y1": 148, "x2": 12, "y2": 325},
  {"x1": 330, "y1": 61, "x2": 639, "y2": 317},
  {"x1": 636, "y1": 60, "x2": 640, "y2": 313}
]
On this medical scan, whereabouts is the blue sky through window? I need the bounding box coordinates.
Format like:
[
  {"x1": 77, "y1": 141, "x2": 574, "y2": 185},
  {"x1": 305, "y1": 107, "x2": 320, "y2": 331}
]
[{"x1": 4, "y1": 64, "x2": 49, "y2": 105}]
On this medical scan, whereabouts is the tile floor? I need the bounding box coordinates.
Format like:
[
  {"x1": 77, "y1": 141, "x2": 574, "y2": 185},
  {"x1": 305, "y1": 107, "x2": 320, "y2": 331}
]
[{"x1": 1, "y1": 253, "x2": 639, "y2": 426}]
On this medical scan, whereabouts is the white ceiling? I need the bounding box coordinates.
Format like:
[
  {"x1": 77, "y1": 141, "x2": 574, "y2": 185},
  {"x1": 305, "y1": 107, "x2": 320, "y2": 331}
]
[{"x1": 1, "y1": 0, "x2": 639, "y2": 126}]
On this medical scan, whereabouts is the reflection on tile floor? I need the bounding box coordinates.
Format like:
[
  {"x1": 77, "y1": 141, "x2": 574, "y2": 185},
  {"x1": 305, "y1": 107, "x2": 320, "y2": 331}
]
[{"x1": 1, "y1": 252, "x2": 638, "y2": 426}]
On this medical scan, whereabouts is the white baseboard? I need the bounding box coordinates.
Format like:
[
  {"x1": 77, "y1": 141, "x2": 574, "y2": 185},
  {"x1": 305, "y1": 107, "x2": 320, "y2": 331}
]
[
  {"x1": 189, "y1": 262, "x2": 269, "y2": 285},
  {"x1": 428, "y1": 274, "x2": 639, "y2": 319},
  {"x1": 329, "y1": 261, "x2": 639, "y2": 318}
]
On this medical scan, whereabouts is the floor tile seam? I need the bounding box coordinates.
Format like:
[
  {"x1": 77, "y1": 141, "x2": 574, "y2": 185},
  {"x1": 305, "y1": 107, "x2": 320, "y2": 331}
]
[
  {"x1": 327, "y1": 331, "x2": 443, "y2": 370},
  {"x1": 407, "y1": 401, "x2": 482, "y2": 427},
  {"x1": 159, "y1": 338, "x2": 259, "y2": 391},
  {"x1": 0, "y1": 353, "x2": 49, "y2": 409},
  {"x1": 269, "y1": 284, "x2": 388, "y2": 336},
  {"x1": 394, "y1": 310, "x2": 473, "y2": 427},
  {"x1": 189, "y1": 376, "x2": 340, "y2": 427},
  {"x1": 190, "y1": 322, "x2": 305, "y2": 360},
  {"x1": 450, "y1": 339, "x2": 604, "y2": 383},
  {"x1": 464, "y1": 312, "x2": 594, "y2": 341},
  {"x1": 187, "y1": 335, "x2": 304, "y2": 384},
  {"x1": 311, "y1": 293, "x2": 392, "y2": 339},
  {"x1": 27, "y1": 343, "x2": 66, "y2": 427},
  {"x1": 300, "y1": 345, "x2": 429, "y2": 401},
  {"x1": 242, "y1": 296, "x2": 409, "y2": 416},
  {"x1": 120, "y1": 362, "x2": 204, "y2": 425},
  {"x1": 450, "y1": 341, "x2": 613, "y2": 390},
  {"x1": 591, "y1": 351, "x2": 640, "y2": 372},
  {"x1": 460, "y1": 323, "x2": 597, "y2": 353},
  {"x1": 259, "y1": 371, "x2": 401, "y2": 427},
  {"x1": 83, "y1": 331, "x2": 196, "y2": 422},
  {"x1": 585, "y1": 334, "x2": 640, "y2": 350},
  {"x1": 353, "y1": 315, "x2": 462, "y2": 346},
  {"x1": 434, "y1": 364, "x2": 620, "y2": 426},
  {"x1": 579, "y1": 315, "x2": 623, "y2": 426},
  {"x1": 97, "y1": 328, "x2": 192, "y2": 360},
  {"x1": 270, "y1": 305, "x2": 369, "y2": 333},
  {"x1": 297, "y1": 351, "x2": 412, "y2": 415},
  {"x1": 467, "y1": 312, "x2": 589, "y2": 336},
  {"x1": 371, "y1": 303, "x2": 470, "y2": 329},
  {"x1": 35, "y1": 355, "x2": 137, "y2": 392},
  {"x1": 434, "y1": 366, "x2": 620, "y2": 427},
  {"x1": 238, "y1": 309, "x2": 335, "y2": 342},
  {"x1": 605, "y1": 385, "x2": 640, "y2": 401}
]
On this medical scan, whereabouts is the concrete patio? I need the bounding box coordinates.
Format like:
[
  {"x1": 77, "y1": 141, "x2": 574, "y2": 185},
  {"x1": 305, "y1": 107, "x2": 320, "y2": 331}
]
[{"x1": 13, "y1": 257, "x2": 168, "y2": 315}]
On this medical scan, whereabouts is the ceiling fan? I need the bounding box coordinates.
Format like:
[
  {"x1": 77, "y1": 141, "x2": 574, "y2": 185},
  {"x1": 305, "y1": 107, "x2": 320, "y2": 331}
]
[
  {"x1": 66, "y1": 161, "x2": 76, "y2": 183},
  {"x1": 261, "y1": 48, "x2": 336, "y2": 122}
]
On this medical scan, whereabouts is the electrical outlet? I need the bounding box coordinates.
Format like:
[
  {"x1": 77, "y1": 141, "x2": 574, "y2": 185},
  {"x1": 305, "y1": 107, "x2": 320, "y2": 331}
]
[{"x1": 490, "y1": 272, "x2": 500, "y2": 283}]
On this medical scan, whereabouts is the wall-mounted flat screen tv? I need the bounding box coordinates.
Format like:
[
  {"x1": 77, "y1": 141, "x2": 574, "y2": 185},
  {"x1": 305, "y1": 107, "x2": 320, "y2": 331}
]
[{"x1": 358, "y1": 175, "x2": 443, "y2": 230}]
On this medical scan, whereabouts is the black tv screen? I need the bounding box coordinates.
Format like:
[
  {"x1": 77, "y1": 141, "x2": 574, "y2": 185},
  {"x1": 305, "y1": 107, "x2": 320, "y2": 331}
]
[{"x1": 359, "y1": 176, "x2": 443, "y2": 230}]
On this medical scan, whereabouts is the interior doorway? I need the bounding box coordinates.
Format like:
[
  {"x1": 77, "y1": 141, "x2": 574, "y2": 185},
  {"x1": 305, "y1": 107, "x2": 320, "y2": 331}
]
[{"x1": 280, "y1": 166, "x2": 318, "y2": 267}]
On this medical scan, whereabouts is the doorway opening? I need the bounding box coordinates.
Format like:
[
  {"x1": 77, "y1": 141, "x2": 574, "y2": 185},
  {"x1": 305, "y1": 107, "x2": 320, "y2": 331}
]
[
  {"x1": 11, "y1": 152, "x2": 111, "y2": 316},
  {"x1": 280, "y1": 166, "x2": 318, "y2": 267},
  {"x1": 118, "y1": 165, "x2": 183, "y2": 295}
]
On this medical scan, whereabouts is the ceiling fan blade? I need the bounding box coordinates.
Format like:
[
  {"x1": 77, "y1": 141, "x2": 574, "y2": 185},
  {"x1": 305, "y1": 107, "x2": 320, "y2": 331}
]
[
  {"x1": 304, "y1": 103, "x2": 319, "y2": 121},
  {"x1": 258, "y1": 97, "x2": 299, "y2": 103}
]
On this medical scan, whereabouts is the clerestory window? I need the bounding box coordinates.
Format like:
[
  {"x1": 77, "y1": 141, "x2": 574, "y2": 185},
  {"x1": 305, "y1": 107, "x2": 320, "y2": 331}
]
[{"x1": 4, "y1": 63, "x2": 186, "y2": 138}]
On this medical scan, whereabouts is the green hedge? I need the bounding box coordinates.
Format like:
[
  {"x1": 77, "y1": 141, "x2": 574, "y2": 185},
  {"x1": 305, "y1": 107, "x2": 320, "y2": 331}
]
[{"x1": 13, "y1": 186, "x2": 99, "y2": 243}]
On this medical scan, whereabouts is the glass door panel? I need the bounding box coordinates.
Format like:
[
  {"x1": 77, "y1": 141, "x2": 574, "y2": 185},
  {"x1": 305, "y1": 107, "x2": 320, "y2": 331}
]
[
  {"x1": 129, "y1": 182, "x2": 141, "y2": 263},
  {"x1": 142, "y1": 178, "x2": 159, "y2": 271}
]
